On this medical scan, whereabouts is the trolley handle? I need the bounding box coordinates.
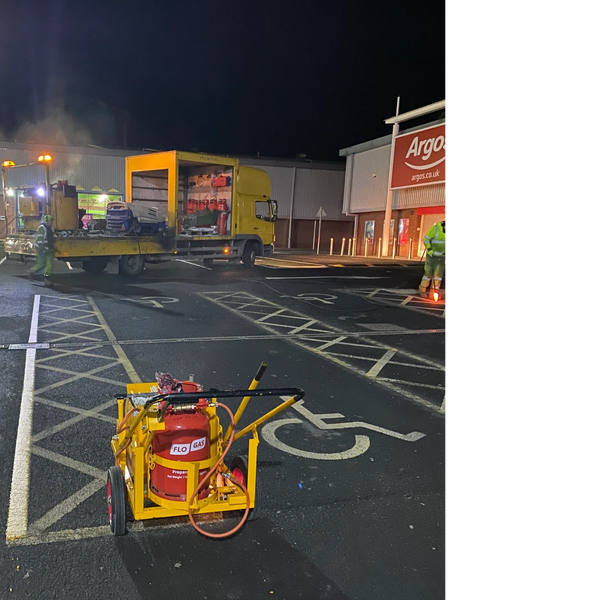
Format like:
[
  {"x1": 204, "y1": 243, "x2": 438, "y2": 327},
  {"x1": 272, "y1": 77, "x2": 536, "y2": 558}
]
[{"x1": 140, "y1": 387, "x2": 305, "y2": 409}]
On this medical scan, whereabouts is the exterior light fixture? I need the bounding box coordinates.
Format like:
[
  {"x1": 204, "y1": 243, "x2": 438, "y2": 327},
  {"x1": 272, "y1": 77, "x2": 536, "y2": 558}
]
[
  {"x1": 37, "y1": 187, "x2": 45, "y2": 197},
  {"x1": 37, "y1": 154, "x2": 52, "y2": 163},
  {"x1": 2, "y1": 160, "x2": 16, "y2": 168}
]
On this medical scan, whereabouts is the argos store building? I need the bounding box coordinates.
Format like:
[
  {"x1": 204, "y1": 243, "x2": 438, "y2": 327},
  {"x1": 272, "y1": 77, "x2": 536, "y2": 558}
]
[{"x1": 339, "y1": 101, "x2": 445, "y2": 259}]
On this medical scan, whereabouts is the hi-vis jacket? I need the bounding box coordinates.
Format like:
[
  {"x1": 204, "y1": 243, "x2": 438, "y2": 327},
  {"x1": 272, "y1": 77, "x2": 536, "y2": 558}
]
[
  {"x1": 423, "y1": 222, "x2": 445, "y2": 257},
  {"x1": 35, "y1": 223, "x2": 54, "y2": 253}
]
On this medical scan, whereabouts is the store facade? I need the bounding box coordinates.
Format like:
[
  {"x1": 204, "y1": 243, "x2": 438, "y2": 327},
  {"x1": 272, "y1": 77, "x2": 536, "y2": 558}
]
[{"x1": 340, "y1": 105, "x2": 445, "y2": 259}]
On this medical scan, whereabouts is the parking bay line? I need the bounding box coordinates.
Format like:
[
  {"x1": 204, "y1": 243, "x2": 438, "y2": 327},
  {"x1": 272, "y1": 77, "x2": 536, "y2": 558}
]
[
  {"x1": 1, "y1": 328, "x2": 446, "y2": 351},
  {"x1": 6, "y1": 294, "x2": 41, "y2": 541}
]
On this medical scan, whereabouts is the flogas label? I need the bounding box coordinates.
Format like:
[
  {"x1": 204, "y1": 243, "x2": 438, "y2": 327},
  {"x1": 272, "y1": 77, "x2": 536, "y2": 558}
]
[{"x1": 170, "y1": 437, "x2": 206, "y2": 456}]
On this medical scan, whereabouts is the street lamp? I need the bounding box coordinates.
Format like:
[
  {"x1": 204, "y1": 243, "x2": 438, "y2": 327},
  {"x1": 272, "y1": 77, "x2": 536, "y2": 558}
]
[
  {"x1": 37, "y1": 154, "x2": 52, "y2": 214},
  {"x1": 1, "y1": 161, "x2": 16, "y2": 235}
]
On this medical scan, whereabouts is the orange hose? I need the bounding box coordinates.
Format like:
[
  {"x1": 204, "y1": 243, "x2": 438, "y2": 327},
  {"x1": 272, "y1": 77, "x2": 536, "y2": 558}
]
[
  {"x1": 187, "y1": 402, "x2": 251, "y2": 538},
  {"x1": 116, "y1": 406, "x2": 137, "y2": 433}
]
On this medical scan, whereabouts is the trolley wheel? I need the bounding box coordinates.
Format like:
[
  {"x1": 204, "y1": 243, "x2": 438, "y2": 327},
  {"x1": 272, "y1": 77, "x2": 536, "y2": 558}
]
[
  {"x1": 107, "y1": 466, "x2": 127, "y2": 536},
  {"x1": 230, "y1": 455, "x2": 260, "y2": 521},
  {"x1": 203, "y1": 258, "x2": 214, "y2": 266},
  {"x1": 242, "y1": 243, "x2": 257, "y2": 269}
]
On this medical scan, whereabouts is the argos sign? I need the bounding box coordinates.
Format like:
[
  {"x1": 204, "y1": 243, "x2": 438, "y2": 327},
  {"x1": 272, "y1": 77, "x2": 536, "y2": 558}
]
[{"x1": 391, "y1": 123, "x2": 445, "y2": 189}]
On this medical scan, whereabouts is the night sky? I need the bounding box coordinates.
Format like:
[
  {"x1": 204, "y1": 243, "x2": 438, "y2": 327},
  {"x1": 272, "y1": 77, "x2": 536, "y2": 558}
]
[{"x1": 0, "y1": 0, "x2": 444, "y2": 161}]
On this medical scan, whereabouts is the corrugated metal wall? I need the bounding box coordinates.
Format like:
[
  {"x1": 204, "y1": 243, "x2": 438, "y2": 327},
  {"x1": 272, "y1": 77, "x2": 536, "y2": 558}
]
[
  {"x1": 1, "y1": 143, "x2": 349, "y2": 221},
  {"x1": 348, "y1": 145, "x2": 390, "y2": 212},
  {"x1": 0, "y1": 144, "x2": 137, "y2": 193},
  {"x1": 249, "y1": 165, "x2": 295, "y2": 218},
  {"x1": 396, "y1": 183, "x2": 445, "y2": 208},
  {"x1": 293, "y1": 168, "x2": 346, "y2": 220}
]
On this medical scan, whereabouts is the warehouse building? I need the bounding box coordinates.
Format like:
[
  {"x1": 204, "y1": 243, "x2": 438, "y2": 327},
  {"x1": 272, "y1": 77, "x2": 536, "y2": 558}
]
[{"x1": 0, "y1": 142, "x2": 350, "y2": 246}]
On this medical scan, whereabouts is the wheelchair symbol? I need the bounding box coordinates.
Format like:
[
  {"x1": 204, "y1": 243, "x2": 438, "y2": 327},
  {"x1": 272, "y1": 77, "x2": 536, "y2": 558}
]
[{"x1": 261, "y1": 399, "x2": 426, "y2": 461}]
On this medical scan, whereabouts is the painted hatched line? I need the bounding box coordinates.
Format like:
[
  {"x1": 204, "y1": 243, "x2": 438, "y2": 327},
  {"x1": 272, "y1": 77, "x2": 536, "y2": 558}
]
[
  {"x1": 201, "y1": 291, "x2": 444, "y2": 370},
  {"x1": 7, "y1": 294, "x2": 141, "y2": 542},
  {"x1": 339, "y1": 288, "x2": 445, "y2": 318},
  {"x1": 199, "y1": 291, "x2": 444, "y2": 412}
]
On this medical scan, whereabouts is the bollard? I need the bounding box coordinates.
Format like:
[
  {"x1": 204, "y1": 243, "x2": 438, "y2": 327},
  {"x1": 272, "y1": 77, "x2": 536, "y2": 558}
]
[
  {"x1": 340, "y1": 237, "x2": 346, "y2": 256},
  {"x1": 377, "y1": 237, "x2": 382, "y2": 258},
  {"x1": 364, "y1": 238, "x2": 368, "y2": 257},
  {"x1": 392, "y1": 237, "x2": 396, "y2": 259},
  {"x1": 330, "y1": 238, "x2": 334, "y2": 255},
  {"x1": 347, "y1": 238, "x2": 351, "y2": 256},
  {"x1": 408, "y1": 238, "x2": 413, "y2": 260}
]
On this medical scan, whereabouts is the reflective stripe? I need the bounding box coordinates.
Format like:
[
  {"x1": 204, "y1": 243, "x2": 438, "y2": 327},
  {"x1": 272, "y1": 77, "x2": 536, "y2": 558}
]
[{"x1": 432, "y1": 251, "x2": 444, "y2": 257}]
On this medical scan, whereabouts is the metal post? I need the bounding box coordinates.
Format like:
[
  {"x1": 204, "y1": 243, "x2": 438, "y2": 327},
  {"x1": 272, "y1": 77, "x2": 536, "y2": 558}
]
[
  {"x1": 340, "y1": 237, "x2": 346, "y2": 256},
  {"x1": 287, "y1": 167, "x2": 297, "y2": 249},
  {"x1": 364, "y1": 238, "x2": 368, "y2": 257},
  {"x1": 377, "y1": 237, "x2": 382, "y2": 258},
  {"x1": 312, "y1": 220, "x2": 317, "y2": 250},
  {"x1": 347, "y1": 238, "x2": 352, "y2": 256},
  {"x1": 382, "y1": 96, "x2": 400, "y2": 256},
  {"x1": 1, "y1": 168, "x2": 8, "y2": 239},
  {"x1": 329, "y1": 238, "x2": 334, "y2": 255},
  {"x1": 44, "y1": 163, "x2": 51, "y2": 216},
  {"x1": 392, "y1": 237, "x2": 396, "y2": 259},
  {"x1": 316, "y1": 214, "x2": 322, "y2": 254},
  {"x1": 408, "y1": 238, "x2": 413, "y2": 260}
]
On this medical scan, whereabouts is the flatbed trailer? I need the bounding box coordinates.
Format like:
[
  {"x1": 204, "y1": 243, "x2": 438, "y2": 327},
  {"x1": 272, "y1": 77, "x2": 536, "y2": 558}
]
[{"x1": 3, "y1": 150, "x2": 277, "y2": 275}]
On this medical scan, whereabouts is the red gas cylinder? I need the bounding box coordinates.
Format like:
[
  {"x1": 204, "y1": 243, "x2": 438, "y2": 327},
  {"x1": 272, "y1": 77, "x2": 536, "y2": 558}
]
[
  {"x1": 218, "y1": 211, "x2": 228, "y2": 235},
  {"x1": 186, "y1": 200, "x2": 195, "y2": 214},
  {"x1": 150, "y1": 401, "x2": 211, "y2": 502},
  {"x1": 217, "y1": 199, "x2": 227, "y2": 212},
  {"x1": 207, "y1": 198, "x2": 218, "y2": 212}
]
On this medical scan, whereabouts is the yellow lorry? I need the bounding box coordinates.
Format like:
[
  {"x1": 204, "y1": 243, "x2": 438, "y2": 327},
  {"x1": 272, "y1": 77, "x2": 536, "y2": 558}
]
[{"x1": 3, "y1": 151, "x2": 277, "y2": 275}]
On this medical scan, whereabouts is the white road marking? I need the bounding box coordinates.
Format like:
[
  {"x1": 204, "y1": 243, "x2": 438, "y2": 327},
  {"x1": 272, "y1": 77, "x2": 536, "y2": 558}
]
[
  {"x1": 265, "y1": 276, "x2": 388, "y2": 280},
  {"x1": 6, "y1": 295, "x2": 40, "y2": 541},
  {"x1": 175, "y1": 258, "x2": 211, "y2": 270},
  {"x1": 0, "y1": 256, "x2": 7, "y2": 266},
  {"x1": 440, "y1": 397, "x2": 445, "y2": 413},
  {"x1": 65, "y1": 261, "x2": 73, "y2": 270},
  {"x1": 261, "y1": 418, "x2": 371, "y2": 460},
  {"x1": 366, "y1": 349, "x2": 396, "y2": 377}
]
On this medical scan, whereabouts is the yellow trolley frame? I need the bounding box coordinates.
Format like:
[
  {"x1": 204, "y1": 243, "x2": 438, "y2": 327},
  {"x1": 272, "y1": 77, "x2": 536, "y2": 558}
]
[{"x1": 110, "y1": 362, "x2": 304, "y2": 526}]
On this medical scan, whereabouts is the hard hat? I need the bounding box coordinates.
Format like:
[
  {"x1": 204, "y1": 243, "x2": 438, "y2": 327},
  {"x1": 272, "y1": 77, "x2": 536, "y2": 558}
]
[{"x1": 43, "y1": 214, "x2": 53, "y2": 223}]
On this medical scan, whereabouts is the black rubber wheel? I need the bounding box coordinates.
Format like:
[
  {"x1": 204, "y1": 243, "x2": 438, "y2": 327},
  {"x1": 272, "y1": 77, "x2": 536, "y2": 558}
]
[
  {"x1": 242, "y1": 243, "x2": 256, "y2": 269},
  {"x1": 118, "y1": 255, "x2": 145, "y2": 276},
  {"x1": 203, "y1": 258, "x2": 214, "y2": 266},
  {"x1": 107, "y1": 466, "x2": 127, "y2": 536},
  {"x1": 140, "y1": 226, "x2": 152, "y2": 236},
  {"x1": 82, "y1": 259, "x2": 108, "y2": 273},
  {"x1": 230, "y1": 455, "x2": 260, "y2": 521}
]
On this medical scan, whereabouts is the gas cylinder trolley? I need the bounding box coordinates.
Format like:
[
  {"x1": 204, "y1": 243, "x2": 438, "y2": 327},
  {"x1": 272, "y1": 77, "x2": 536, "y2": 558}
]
[{"x1": 108, "y1": 362, "x2": 304, "y2": 538}]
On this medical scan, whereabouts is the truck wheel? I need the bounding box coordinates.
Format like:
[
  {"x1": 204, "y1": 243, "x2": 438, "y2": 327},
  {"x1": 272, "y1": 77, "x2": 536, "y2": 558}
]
[
  {"x1": 118, "y1": 255, "x2": 145, "y2": 277},
  {"x1": 107, "y1": 466, "x2": 127, "y2": 536},
  {"x1": 82, "y1": 258, "x2": 108, "y2": 273},
  {"x1": 242, "y1": 243, "x2": 257, "y2": 269}
]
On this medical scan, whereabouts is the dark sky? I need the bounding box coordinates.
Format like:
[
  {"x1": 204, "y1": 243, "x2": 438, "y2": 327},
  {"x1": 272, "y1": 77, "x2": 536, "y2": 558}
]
[{"x1": 0, "y1": 0, "x2": 444, "y2": 161}]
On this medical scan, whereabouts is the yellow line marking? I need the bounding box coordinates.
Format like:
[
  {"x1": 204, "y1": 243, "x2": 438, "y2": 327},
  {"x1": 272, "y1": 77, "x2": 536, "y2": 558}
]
[
  {"x1": 87, "y1": 296, "x2": 141, "y2": 383},
  {"x1": 40, "y1": 305, "x2": 96, "y2": 315},
  {"x1": 37, "y1": 314, "x2": 100, "y2": 329},
  {"x1": 34, "y1": 346, "x2": 108, "y2": 363},
  {"x1": 32, "y1": 399, "x2": 117, "y2": 442},
  {"x1": 34, "y1": 396, "x2": 115, "y2": 425},
  {"x1": 256, "y1": 308, "x2": 287, "y2": 322},
  {"x1": 33, "y1": 361, "x2": 128, "y2": 395}
]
